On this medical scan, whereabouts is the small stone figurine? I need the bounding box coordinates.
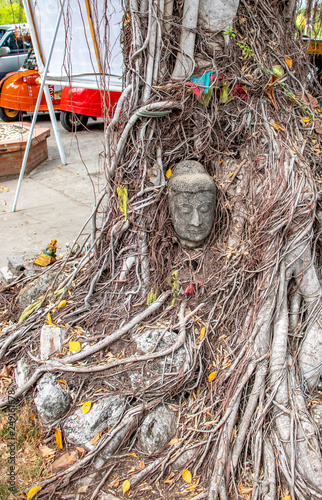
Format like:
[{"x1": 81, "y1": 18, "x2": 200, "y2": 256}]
[
  {"x1": 168, "y1": 160, "x2": 216, "y2": 248},
  {"x1": 34, "y1": 239, "x2": 57, "y2": 267}
]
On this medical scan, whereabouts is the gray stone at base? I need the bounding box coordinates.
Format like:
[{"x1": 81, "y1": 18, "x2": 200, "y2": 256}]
[
  {"x1": 138, "y1": 405, "x2": 176, "y2": 454},
  {"x1": 63, "y1": 395, "x2": 126, "y2": 446},
  {"x1": 19, "y1": 272, "x2": 55, "y2": 307},
  {"x1": 40, "y1": 324, "x2": 66, "y2": 360},
  {"x1": 7, "y1": 252, "x2": 37, "y2": 276},
  {"x1": 15, "y1": 357, "x2": 29, "y2": 388},
  {"x1": 130, "y1": 328, "x2": 186, "y2": 392},
  {"x1": 34, "y1": 373, "x2": 70, "y2": 424}
]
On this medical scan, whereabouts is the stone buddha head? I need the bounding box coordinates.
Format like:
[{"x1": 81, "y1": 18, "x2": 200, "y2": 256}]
[{"x1": 168, "y1": 160, "x2": 216, "y2": 248}]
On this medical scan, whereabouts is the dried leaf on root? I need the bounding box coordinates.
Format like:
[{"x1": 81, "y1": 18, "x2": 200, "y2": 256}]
[
  {"x1": 69, "y1": 341, "x2": 81, "y2": 353},
  {"x1": 117, "y1": 185, "x2": 128, "y2": 221},
  {"x1": 46, "y1": 312, "x2": 54, "y2": 325},
  {"x1": 56, "y1": 379, "x2": 67, "y2": 390},
  {"x1": 199, "y1": 327, "x2": 206, "y2": 339},
  {"x1": 90, "y1": 431, "x2": 102, "y2": 445},
  {"x1": 285, "y1": 56, "x2": 292, "y2": 69},
  {"x1": 122, "y1": 479, "x2": 131, "y2": 494},
  {"x1": 208, "y1": 371, "x2": 217, "y2": 382},
  {"x1": 0, "y1": 364, "x2": 13, "y2": 378},
  {"x1": 55, "y1": 428, "x2": 63, "y2": 449},
  {"x1": 27, "y1": 486, "x2": 42, "y2": 499},
  {"x1": 182, "y1": 469, "x2": 192, "y2": 484},
  {"x1": 82, "y1": 401, "x2": 92, "y2": 414}
]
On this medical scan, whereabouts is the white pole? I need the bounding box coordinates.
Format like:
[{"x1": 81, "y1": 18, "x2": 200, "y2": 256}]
[
  {"x1": 12, "y1": 0, "x2": 66, "y2": 213},
  {"x1": 43, "y1": 84, "x2": 66, "y2": 165}
]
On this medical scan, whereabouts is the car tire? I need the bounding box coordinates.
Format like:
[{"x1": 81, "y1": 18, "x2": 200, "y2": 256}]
[
  {"x1": 0, "y1": 107, "x2": 22, "y2": 122},
  {"x1": 60, "y1": 111, "x2": 88, "y2": 132}
]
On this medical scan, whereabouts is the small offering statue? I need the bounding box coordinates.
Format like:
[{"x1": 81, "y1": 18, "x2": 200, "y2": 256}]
[
  {"x1": 168, "y1": 160, "x2": 216, "y2": 248},
  {"x1": 34, "y1": 239, "x2": 57, "y2": 267}
]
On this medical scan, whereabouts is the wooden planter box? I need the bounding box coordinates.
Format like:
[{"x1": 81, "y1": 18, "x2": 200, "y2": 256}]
[{"x1": 0, "y1": 123, "x2": 50, "y2": 178}]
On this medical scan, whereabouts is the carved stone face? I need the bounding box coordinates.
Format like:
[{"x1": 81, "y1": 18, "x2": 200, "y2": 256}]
[{"x1": 168, "y1": 161, "x2": 216, "y2": 248}]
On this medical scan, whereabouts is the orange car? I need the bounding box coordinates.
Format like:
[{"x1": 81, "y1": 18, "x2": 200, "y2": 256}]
[
  {"x1": 0, "y1": 68, "x2": 60, "y2": 122},
  {"x1": 0, "y1": 51, "x2": 121, "y2": 130}
]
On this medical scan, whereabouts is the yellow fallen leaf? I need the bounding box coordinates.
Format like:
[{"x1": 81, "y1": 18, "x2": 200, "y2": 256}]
[
  {"x1": 200, "y1": 327, "x2": 206, "y2": 339},
  {"x1": 139, "y1": 460, "x2": 145, "y2": 469},
  {"x1": 129, "y1": 452, "x2": 137, "y2": 457},
  {"x1": 182, "y1": 469, "x2": 192, "y2": 484},
  {"x1": 208, "y1": 371, "x2": 217, "y2": 382},
  {"x1": 69, "y1": 341, "x2": 81, "y2": 353},
  {"x1": 168, "y1": 437, "x2": 179, "y2": 446},
  {"x1": 27, "y1": 486, "x2": 42, "y2": 499},
  {"x1": 186, "y1": 484, "x2": 198, "y2": 490},
  {"x1": 285, "y1": 56, "x2": 292, "y2": 69},
  {"x1": 122, "y1": 479, "x2": 131, "y2": 494},
  {"x1": 57, "y1": 300, "x2": 67, "y2": 309},
  {"x1": 90, "y1": 431, "x2": 102, "y2": 445},
  {"x1": 281, "y1": 497, "x2": 291, "y2": 500},
  {"x1": 166, "y1": 168, "x2": 172, "y2": 179},
  {"x1": 117, "y1": 185, "x2": 128, "y2": 221},
  {"x1": 302, "y1": 116, "x2": 310, "y2": 123},
  {"x1": 0, "y1": 186, "x2": 9, "y2": 192},
  {"x1": 272, "y1": 122, "x2": 280, "y2": 130},
  {"x1": 82, "y1": 401, "x2": 91, "y2": 414},
  {"x1": 55, "y1": 428, "x2": 63, "y2": 449},
  {"x1": 46, "y1": 312, "x2": 53, "y2": 325}
]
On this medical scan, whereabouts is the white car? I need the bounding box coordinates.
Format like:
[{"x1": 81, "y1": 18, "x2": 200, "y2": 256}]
[{"x1": 0, "y1": 25, "x2": 31, "y2": 80}]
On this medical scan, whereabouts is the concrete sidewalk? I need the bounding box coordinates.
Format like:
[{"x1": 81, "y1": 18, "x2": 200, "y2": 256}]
[{"x1": 0, "y1": 115, "x2": 106, "y2": 267}]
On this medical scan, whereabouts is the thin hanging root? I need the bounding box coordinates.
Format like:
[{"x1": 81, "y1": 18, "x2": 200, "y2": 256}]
[
  {"x1": 261, "y1": 439, "x2": 277, "y2": 500},
  {"x1": 231, "y1": 359, "x2": 268, "y2": 470},
  {"x1": 208, "y1": 394, "x2": 241, "y2": 500}
]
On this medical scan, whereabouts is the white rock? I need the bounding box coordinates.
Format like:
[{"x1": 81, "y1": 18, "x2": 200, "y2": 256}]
[
  {"x1": 40, "y1": 324, "x2": 66, "y2": 360},
  {"x1": 15, "y1": 358, "x2": 29, "y2": 388},
  {"x1": 63, "y1": 395, "x2": 126, "y2": 446},
  {"x1": 0, "y1": 266, "x2": 15, "y2": 284}
]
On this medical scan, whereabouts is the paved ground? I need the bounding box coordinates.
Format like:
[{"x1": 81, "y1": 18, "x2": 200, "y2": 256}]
[{"x1": 0, "y1": 114, "x2": 106, "y2": 267}]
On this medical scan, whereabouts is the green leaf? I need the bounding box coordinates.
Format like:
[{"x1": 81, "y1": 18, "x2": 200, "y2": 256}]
[
  {"x1": 18, "y1": 300, "x2": 42, "y2": 323},
  {"x1": 147, "y1": 288, "x2": 159, "y2": 305},
  {"x1": 219, "y1": 80, "x2": 231, "y2": 104}
]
